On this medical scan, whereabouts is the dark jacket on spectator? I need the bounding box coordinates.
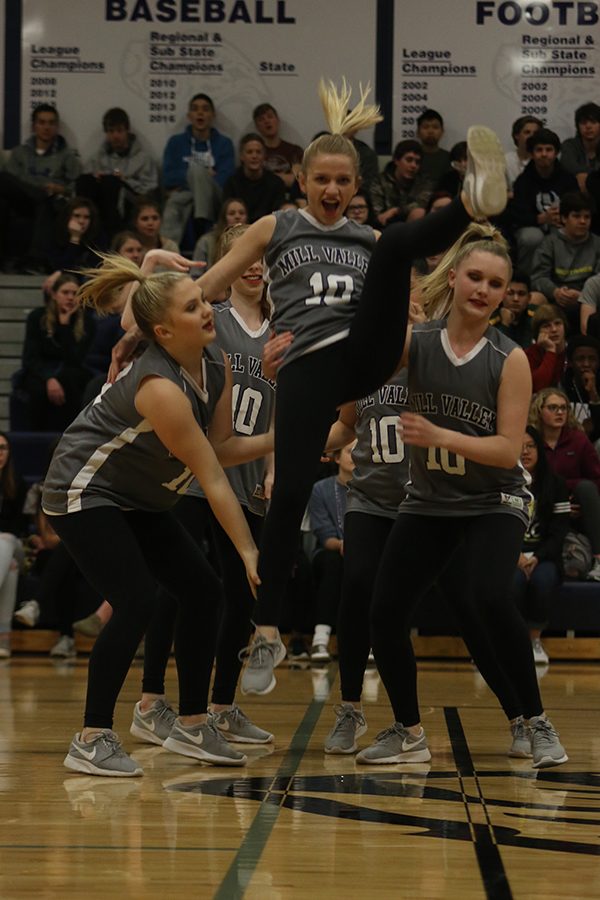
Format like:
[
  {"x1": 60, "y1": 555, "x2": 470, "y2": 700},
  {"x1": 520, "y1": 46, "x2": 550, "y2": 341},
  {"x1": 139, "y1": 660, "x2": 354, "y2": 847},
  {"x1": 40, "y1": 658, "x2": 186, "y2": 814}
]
[
  {"x1": 223, "y1": 168, "x2": 286, "y2": 223},
  {"x1": 511, "y1": 160, "x2": 578, "y2": 230},
  {"x1": 370, "y1": 163, "x2": 432, "y2": 219},
  {"x1": 522, "y1": 472, "x2": 570, "y2": 563},
  {"x1": 544, "y1": 427, "x2": 600, "y2": 492},
  {"x1": 22, "y1": 306, "x2": 96, "y2": 382},
  {"x1": 0, "y1": 477, "x2": 27, "y2": 536}
]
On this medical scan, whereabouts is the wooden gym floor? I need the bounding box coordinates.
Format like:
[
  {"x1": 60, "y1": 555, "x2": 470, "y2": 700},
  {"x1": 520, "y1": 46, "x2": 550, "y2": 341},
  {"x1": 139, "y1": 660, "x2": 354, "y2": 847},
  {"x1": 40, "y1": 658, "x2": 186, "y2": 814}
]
[{"x1": 0, "y1": 653, "x2": 598, "y2": 899}]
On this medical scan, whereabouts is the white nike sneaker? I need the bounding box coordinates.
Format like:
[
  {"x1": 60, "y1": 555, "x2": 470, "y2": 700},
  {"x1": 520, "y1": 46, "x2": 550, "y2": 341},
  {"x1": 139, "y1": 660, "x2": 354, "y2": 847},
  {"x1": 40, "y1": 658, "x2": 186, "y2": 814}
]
[
  {"x1": 356, "y1": 722, "x2": 431, "y2": 765},
  {"x1": 130, "y1": 699, "x2": 178, "y2": 746},
  {"x1": 64, "y1": 730, "x2": 143, "y2": 777}
]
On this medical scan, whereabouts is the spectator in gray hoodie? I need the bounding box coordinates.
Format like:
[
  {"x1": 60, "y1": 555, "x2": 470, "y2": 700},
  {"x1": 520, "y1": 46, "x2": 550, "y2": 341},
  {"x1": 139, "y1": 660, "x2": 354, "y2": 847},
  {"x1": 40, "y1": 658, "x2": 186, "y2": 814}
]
[
  {"x1": 77, "y1": 107, "x2": 158, "y2": 239},
  {"x1": 0, "y1": 104, "x2": 81, "y2": 269},
  {"x1": 560, "y1": 102, "x2": 600, "y2": 194},
  {"x1": 532, "y1": 192, "x2": 600, "y2": 333}
]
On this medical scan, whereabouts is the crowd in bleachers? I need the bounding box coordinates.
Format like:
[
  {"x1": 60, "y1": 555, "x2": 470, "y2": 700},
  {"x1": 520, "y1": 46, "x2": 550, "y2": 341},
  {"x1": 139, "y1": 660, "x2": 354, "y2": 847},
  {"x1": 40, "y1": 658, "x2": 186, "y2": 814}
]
[{"x1": 1, "y1": 92, "x2": 600, "y2": 664}]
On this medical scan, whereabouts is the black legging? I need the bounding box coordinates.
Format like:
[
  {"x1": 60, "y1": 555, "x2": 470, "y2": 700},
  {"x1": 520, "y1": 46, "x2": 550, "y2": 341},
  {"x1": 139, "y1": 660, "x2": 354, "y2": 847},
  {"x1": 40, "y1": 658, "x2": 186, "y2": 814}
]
[
  {"x1": 142, "y1": 496, "x2": 214, "y2": 697},
  {"x1": 52, "y1": 506, "x2": 221, "y2": 728},
  {"x1": 338, "y1": 512, "x2": 394, "y2": 701},
  {"x1": 36, "y1": 542, "x2": 100, "y2": 638},
  {"x1": 339, "y1": 511, "x2": 526, "y2": 719},
  {"x1": 255, "y1": 197, "x2": 472, "y2": 625},
  {"x1": 370, "y1": 513, "x2": 544, "y2": 727},
  {"x1": 142, "y1": 496, "x2": 263, "y2": 707}
]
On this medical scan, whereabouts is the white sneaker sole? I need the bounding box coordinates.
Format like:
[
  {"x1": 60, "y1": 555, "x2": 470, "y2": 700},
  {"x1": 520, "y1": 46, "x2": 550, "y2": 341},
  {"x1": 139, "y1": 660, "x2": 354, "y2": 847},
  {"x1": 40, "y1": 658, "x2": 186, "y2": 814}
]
[
  {"x1": 218, "y1": 729, "x2": 274, "y2": 744},
  {"x1": 324, "y1": 723, "x2": 368, "y2": 755},
  {"x1": 465, "y1": 126, "x2": 507, "y2": 217},
  {"x1": 14, "y1": 613, "x2": 37, "y2": 627},
  {"x1": 63, "y1": 753, "x2": 143, "y2": 777},
  {"x1": 532, "y1": 751, "x2": 568, "y2": 769},
  {"x1": 356, "y1": 747, "x2": 432, "y2": 765},
  {"x1": 163, "y1": 736, "x2": 247, "y2": 766},
  {"x1": 508, "y1": 747, "x2": 533, "y2": 759},
  {"x1": 129, "y1": 722, "x2": 166, "y2": 746}
]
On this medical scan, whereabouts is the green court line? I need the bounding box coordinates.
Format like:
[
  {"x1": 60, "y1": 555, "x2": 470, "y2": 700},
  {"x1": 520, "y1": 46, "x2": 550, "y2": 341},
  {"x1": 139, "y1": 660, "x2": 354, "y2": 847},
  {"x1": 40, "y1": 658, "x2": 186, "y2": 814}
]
[{"x1": 214, "y1": 667, "x2": 337, "y2": 900}]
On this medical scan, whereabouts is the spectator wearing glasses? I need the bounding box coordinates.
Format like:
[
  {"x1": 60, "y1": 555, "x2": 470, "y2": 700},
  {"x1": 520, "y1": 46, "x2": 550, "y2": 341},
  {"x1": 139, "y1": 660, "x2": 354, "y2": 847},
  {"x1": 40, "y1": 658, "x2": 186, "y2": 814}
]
[{"x1": 529, "y1": 387, "x2": 600, "y2": 582}]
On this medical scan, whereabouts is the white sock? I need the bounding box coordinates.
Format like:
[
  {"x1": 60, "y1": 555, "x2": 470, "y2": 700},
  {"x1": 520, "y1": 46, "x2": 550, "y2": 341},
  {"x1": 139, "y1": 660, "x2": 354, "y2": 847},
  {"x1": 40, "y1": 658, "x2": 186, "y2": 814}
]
[{"x1": 313, "y1": 624, "x2": 331, "y2": 646}]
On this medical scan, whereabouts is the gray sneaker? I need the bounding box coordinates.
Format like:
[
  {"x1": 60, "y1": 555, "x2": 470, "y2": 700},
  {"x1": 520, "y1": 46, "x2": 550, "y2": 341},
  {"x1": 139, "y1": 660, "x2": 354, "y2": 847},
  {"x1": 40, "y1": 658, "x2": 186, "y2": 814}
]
[
  {"x1": 163, "y1": 717, "x2": 247, "y2": 766},
  {"x1": 324, "y1": 704, "x2": 367, "y2": 755},
  {"x1": 240, "y1": 633, "x2": 286, "y2": 696},
  {"x1": 72, "y1": 612, "x2": 104, "y2": 637},
  {"x1": 508, "y1": 716, "x2": 532, "y2": 758},
  {"x1": 64, "y1": 730, "x2": 143, "y2": 777},
  {"x1": 130, "y1": 699, "x2": 177, "y2": 746},
  {"x1": 356, "y1": 722, "x2": 432, "y2": 765},
  {"x1": 14, "y1": 599, "x2": 40, "y2": 628},
  {"x1": 0, "y1": 634, "x2": 11, "y2": 659},
  {"x1": 530, "y1": 716, "x2": 568, "y2": 769},
  {"x1": 50, "y1": 635, "x2": 77, "y2": 658},
  {"x1": 463, "y1": 126, "x2": 507, "y2": 218},
  {"x1": 212, "y1": 705, "x2": 274, "y2": 744}
]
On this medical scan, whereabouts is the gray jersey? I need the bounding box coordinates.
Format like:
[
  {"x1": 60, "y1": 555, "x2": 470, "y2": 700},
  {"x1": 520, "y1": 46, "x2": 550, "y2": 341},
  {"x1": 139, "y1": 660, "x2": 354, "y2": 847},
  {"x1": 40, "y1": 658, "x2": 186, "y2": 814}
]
[
  {"x1": 42, "y1": 342, "x2": 226, "y2": 515},
  {"x1": 188, "y1": 302, "x2": 275, "y2": 515},
  {"x1": 264, "y1": 208, "x2": 376, "y2": 368},
  {"x1": 347, "y1": 369, "x2": 410, "y2": 519},
  {"x1": 402, "y1": 321, "x2": 531, "y2": 524}
]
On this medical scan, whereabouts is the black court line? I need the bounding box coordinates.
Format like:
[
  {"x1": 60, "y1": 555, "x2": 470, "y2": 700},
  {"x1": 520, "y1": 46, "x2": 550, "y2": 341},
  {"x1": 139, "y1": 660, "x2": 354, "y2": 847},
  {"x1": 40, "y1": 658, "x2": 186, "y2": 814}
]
[
  {"x1": 213, "y1": 667, "x2": 337, "y2": 900},
  {"x1": 444, "y1": 707, "x2": 514, "y2": 900}
]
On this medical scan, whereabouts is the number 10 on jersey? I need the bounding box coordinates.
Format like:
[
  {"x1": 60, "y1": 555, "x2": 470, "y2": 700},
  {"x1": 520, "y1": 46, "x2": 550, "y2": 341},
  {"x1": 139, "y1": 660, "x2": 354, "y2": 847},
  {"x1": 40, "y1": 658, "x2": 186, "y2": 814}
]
[
  {"x1": 426, "y1": 446, "x2": 466, "y2": 476},
  {"x1": 306, "y1": 273, "x2": 355, "y2": 305}
]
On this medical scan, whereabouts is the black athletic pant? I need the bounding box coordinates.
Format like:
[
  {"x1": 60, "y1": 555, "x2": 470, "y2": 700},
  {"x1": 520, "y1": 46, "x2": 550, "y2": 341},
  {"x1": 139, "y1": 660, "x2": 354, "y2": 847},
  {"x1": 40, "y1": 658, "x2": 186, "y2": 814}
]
[
  {"x1": 210, "y1": 506, "x2": 264, "y2": 705},
  {"x1": 36, "y1": 542, "x2": 99, "y2": 638},
  {"x1": 338, "y1": 512, "x2": 394, "y2": 700},
  {"x1": 142, "y1": 496, "x2": 263, "y2": 707},
  {"x1": 52, "y1": 506, "x2": 221, "y2": 728},
  {"x1": 142, "y1": 495, "x2": 214, "y2": 696},
  {"x1": 370, "y1": 514, "x2": 544, "y2": 727},
  {"x1": 312, "y1": 548, "x2": 343, "y2": 630},
  {"x1": 255, "y1": 197, "x2": 472, "y2": 625},
  {"x1": 339, "y1": 512, "x2": 526, "y2": 718}
]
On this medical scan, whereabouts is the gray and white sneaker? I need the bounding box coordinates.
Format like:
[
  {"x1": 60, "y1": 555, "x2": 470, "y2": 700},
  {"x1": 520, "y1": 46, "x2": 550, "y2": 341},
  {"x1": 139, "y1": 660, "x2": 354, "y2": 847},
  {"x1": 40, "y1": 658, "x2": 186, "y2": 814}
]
[
  {"x1": 163, "y1": 717, "x2": 247, "y2": 766},
  {"x1": 508, "y1": 716, "x2": 532, "y2": 758},
  {"x1": 463, "y1": 126, "x2": 507, "y2": 218},
  {"x1": 530, "y1": 716, "x2": 568, "y2": 769},
  {"x1": 212, "y1": 705, "x2": 274, "y2": 744},
  {"x1": 532, "y1": 638, "x2": 549, "y2": 665},
  {"x1": 311, "y1": 643, "x2": 331, "y2": 663},
  {"x1": 324, "y1": 704, "x2": 367, "y2": 755},
  {"x1": 14, "y1": 599, "x2": 40, "y2": 628},
  {"x1": 64, "y1": 730, "x2": 143, "y2": 777},
  {"x1": 587, "y1": 558, "x2": 600, "y2": 581},
  {"x1": 356, "y1": 722, "x2": 432, "y2": 765},
  {"x1": 50, "y1": 635, "x2": 76, "y2": 658},
  {"x1": 240, "y1": 633, "x2": 286, "y2": 695},
  {"x1": 130, "y1": 699, "x2": 177, "y2": 746}
]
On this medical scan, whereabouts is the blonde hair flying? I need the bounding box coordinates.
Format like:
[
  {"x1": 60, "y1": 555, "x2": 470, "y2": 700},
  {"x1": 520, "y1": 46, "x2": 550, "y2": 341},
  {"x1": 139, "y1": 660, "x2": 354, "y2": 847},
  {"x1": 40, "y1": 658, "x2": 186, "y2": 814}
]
[
  {"x1": 301, "y1": 78, "x2": 383, "y2": 175},
  {"x1": 78, "y1": 253, "x2": 187, "y2": 340}
]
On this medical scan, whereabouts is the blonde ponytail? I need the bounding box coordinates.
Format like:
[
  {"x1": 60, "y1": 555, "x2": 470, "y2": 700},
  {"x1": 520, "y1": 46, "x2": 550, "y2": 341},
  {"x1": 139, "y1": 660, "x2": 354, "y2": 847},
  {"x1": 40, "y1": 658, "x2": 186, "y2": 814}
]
[
  {"x1": 78, "y1": 252, "x2": 187, "y2": 339},
  {"x1": 78, "y1": 253, "x2": 147, "y2": 314},
  {"x1": 302, "y1": 78, "x2": 383, "y2": 175},
  {"x1": 420, "y1": 223, "x2": 512, "y2": 320}
]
